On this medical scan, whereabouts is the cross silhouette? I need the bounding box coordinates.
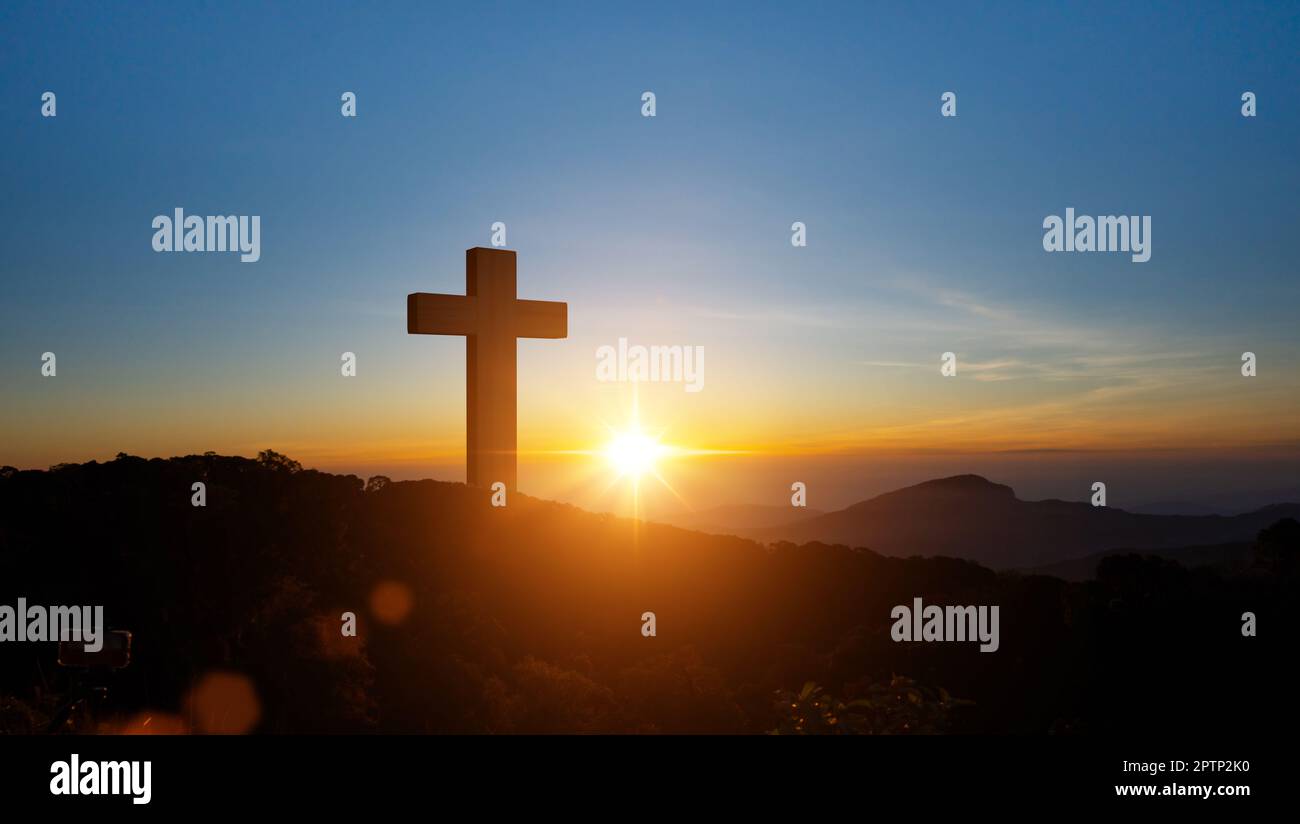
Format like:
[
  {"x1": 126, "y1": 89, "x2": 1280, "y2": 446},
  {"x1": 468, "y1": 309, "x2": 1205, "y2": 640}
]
[{"x1": 407, "y1": 248, "x2": 567, "y2": 491}]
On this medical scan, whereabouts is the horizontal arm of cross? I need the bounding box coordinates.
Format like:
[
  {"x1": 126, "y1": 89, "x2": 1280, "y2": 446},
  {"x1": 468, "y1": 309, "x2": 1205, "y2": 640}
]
[
  {"x1": 407, "y1": 293, "x2": 475, "y2": 336},
  {"x1": 514, "y1": 299, "x2": 567, "y2": 339},
  {"x1": 407, "y1": 293, "x2": 566, "y2": 338}
]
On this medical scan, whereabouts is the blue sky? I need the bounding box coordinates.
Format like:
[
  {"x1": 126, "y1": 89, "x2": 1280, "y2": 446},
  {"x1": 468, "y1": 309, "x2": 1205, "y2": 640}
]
[{"x1": 2, "y1": 1, "x2": 1298, "y2": 510}]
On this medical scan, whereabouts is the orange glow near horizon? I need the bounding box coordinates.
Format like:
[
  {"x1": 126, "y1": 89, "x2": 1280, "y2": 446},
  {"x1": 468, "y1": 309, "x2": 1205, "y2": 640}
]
[
  {"x1": 8, "y1": 323, "x2": 1300, "y2": 483},
  {"x1": 7, "y1": 332, "x2": 1300, "y2": 518}
]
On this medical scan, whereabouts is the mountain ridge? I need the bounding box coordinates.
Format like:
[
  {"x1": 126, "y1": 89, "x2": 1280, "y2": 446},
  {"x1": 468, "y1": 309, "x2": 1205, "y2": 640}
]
[{"x1": 731, "y1": 474, "x2": 1300, "y2": 569}]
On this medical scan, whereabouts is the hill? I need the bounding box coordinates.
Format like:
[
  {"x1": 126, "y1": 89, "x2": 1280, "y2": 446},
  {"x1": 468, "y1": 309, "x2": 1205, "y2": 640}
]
[{"x1": 1, "y1": 455, "x2": 1297, "y2": 735}]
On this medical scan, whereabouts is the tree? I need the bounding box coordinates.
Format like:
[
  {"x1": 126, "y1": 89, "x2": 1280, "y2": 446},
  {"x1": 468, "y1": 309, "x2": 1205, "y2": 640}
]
[
  {"x1": 257, "y1": 450, "x2": 302, "y2": 473},
  {"x1": 1255, "y1": 518, "x2": 1300, "y2": 576}
]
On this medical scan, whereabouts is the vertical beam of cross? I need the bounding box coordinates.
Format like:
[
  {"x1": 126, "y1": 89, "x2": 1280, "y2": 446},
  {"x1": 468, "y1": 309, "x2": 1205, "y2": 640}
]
[{"x1": 407, "y1": 248, "x2": 567, "y2": 492}]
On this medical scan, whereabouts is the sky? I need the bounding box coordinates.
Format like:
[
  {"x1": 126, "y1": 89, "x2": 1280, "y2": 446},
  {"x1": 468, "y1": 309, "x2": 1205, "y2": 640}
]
[{"x1": 1, "y1": 1, "x2": 1298, "y2": 515}]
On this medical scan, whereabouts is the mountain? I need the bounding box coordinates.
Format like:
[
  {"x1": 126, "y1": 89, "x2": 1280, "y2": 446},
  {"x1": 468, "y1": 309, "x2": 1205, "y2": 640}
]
[
  {"x1": 653, "y1": 504, "x2": 825, "y2": 534},
  {"x1": 743, "y1": 474, "x2": 1300, "y2": 569}
]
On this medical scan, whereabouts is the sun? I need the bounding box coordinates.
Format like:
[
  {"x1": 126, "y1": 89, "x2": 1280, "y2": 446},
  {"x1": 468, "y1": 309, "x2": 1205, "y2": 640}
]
[{"x1": 603, "y1": 430, "x2": 666, "y2": 479}]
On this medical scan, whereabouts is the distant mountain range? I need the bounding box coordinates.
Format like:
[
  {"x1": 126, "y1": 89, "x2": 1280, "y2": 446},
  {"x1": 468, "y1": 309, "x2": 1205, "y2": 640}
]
[
  {"x1": 662, "y1": 475, "x2": 1300, "y2": 570},
  {"x1": 1130, "y1": 485, "x2": 1300, "y2": 516}
]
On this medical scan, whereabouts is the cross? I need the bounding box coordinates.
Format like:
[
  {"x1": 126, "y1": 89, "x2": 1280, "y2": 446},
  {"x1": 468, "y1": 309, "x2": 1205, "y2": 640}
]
[{"x1": 407, "y1": 247, "x2": 567, "y2": 492}]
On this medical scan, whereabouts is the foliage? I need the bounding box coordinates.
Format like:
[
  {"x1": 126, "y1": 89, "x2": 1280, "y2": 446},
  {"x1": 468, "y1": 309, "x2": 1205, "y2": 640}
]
[
  {"x1": 256, "y1": 449, "x2": 302, "y2": 473},
  {"x1": 770, "y1": 677, "x2": 973, "y2": 735}
]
